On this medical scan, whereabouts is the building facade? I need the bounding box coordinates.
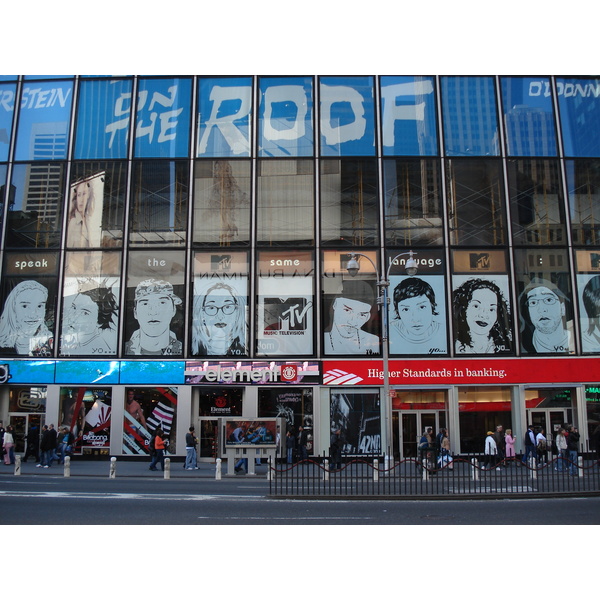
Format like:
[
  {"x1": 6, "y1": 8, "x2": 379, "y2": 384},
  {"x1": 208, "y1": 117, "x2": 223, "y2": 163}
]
[{"x1": 1, "y1": 74, "x2": 599, "y2": 461}]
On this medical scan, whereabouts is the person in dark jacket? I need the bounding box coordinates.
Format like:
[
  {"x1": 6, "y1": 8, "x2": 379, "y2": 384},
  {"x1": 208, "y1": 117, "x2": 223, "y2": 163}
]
[
  {"x1": 23, "y1": 424, "x2": 40, "y2": 463},
  {"x1": 286, "y1": 430, "x2": 296, "y2": 464},
  {"x1": 330, "y1": 429, "x2": 342, "y2": 469},
  {"x1": 296, "y1": 426, "x2": 308, "y2": 461},
  {"x1": 566, "y1": 425, "x2": 580, "y2": 475},
  {"x1": 37, "y1": 425, "x2": 50, "y2": 468}
]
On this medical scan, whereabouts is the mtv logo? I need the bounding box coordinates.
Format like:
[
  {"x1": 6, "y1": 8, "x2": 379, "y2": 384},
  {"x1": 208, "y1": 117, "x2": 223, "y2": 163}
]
[
  {"x1": 469, "y1": 253, "x2": 490, "y2": 270},
  {"x1": 211, "y1": 255, "x2": 232, "y2": 272}
]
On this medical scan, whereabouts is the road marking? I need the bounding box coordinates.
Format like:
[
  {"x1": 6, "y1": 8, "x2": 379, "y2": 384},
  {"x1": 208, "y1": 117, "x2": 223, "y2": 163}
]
[{"x1": 0, "y1": 491, "x2": 264, "y2": 501}]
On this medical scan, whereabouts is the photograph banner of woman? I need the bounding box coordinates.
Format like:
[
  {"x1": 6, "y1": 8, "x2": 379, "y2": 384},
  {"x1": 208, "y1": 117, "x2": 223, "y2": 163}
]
[{"x1": 66, "y1": 172, "x2": 105, "y2": 248}]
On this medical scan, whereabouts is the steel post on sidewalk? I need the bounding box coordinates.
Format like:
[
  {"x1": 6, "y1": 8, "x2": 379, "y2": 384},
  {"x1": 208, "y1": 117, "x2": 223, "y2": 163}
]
[
  {"x1": 164, "y1": 458, "x2": 171, "y2": 479},
  {"x1": 64, "y1": 456, "x2": 71, "y2": 477},
  {"x1": 215, "y1": 458, "x2": 222, "y2": 480},
  {"x1": 109, "y1": 457, "x2": 117, "y2": 478},
  {"x1": 14, "y1": 455, "x2": 21, "y2": 476}
]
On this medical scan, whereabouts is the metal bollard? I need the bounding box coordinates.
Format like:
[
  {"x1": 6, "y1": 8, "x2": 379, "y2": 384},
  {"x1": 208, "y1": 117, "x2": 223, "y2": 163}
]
[
  {"x1": 267, "y1": 457, "x2": 273, "y2": 481},
  {"x1": 324, "y1": 459, "x2": 329, "y2": 481},
  {"x1": 14, "y1": 455, "x2": 21, "y2": 476},
  {"x1": 471, "y1": 458, "x2": 479, "y2": 481},
  {"x1": 578, "y1": 456, "x2": 584, "y2": 478},
  {"x1": 109, "y1": 456, "x2": 117, "y2": 479},
  {"x1": 529, "y1": 457, "x2": 537, "y2": 479},
  {"x1": 64, "y1": 456, "x2": 71, "y2": 477},
  {"x1": 384, "y1": 454, "x2": 390, "y2": 477},
  {"x1": 373, "y1": 458, "x2": 379, "y2": 482},
  {"x1": 164, "y1": 457, "x2": 171, "y2": 479},
  {"x1": 215, "y1": 458, "x2": 222, "y2": 480}
]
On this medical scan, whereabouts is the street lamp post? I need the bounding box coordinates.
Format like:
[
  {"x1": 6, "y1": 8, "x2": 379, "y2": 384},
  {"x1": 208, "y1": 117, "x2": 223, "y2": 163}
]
[{"x1": 346, "y1": 251, "x2": 418, "y2": 459}]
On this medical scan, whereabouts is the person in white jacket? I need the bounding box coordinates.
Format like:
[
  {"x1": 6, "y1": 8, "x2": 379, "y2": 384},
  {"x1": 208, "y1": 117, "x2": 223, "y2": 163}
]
[
  {"x1": 483, "y1": 431, "x2": 499, "y2": 470},
  {"x1": 3, "y1": 425, "x2": 15, "y2": 465},
  {"x1": 555, "y1": 428, "x2": 568, "y2": 471}
]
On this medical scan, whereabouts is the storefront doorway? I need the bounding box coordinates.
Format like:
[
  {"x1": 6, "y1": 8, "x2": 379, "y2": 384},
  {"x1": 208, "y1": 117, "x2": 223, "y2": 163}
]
[
  {"x1": 392, "y1": 389, "x2": 448, "y2": 459},
  {"x1": 8, "y1": 413, "x2": 43, "y2": 454},
  {"x1": 197, "y1": 418, "x2": 219, "y2": 460},
  {"x1": 525, "y1": 387, "x2": 575, "y2": 449}
]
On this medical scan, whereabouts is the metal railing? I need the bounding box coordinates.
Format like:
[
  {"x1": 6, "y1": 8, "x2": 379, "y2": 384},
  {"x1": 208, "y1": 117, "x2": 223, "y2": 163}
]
[{"x1": 268, "y1": 451, "x2": 600, "y2": 498}]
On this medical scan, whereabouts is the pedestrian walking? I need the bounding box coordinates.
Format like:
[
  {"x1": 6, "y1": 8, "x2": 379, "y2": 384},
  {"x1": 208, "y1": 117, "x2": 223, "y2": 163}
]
[{"x1": 184, "y1": 426, "x2": 199, "y2": 470}]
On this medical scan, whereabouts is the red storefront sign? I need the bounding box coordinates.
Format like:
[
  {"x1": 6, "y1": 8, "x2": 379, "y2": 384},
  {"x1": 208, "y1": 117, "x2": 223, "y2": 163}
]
[{"x1": 323, "y1": 357, "x2": 600, "y2": 386}]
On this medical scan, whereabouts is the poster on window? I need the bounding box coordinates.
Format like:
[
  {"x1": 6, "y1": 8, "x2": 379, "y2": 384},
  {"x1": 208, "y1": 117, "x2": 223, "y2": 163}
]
[
  {"x1": 577, "y1": 272, "x2": 600, "y2": 353},
  {"x1": 257, "y1": 252, "x2": 313, "y2": 356},
  {"x1": 452, "y1": 274, "x2": 513, "y2": 355},
  {"x1": 389, "y1": 274, "x2": 447, "y2": 355},
  {"x1": 125, "y1": 251, "x2": 185, "y2": 356},
  {"x1": 60, "y1": 275, "x2": 119, "y2": 356},
  {"x1": 59, "y1": 388, "x2": 111, "y2": 455},
  {"x1": 66, "y1": 172, "x2": 104, "y2": 248},
  {"x1": 122, "y1": 387, "x2": 178, "y2": 456},
  {"x1": 192, "y1": 252, "x2": 249, "y2": 357},
  {"x1": 0, "y1": 254, "x2": 58, "y2": 357},
  {"x1": 330, "y1": 391, "x2": 381, "y2": 455}
]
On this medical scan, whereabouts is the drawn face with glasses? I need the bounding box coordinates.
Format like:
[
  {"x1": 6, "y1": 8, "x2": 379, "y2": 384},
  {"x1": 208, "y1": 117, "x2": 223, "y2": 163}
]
[
  {"x1": 201, "y1": 286, "x2": 240, "y2": 346},
  {"x1": 526, "y1": 286, "x2": 565, "y2": 334}
]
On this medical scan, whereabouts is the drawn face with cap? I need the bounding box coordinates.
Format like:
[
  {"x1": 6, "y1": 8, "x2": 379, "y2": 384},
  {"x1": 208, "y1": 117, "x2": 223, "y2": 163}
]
[
  {"x1": 135, "y1": 293, "x2": 176, "y2": 337},
  {"x1": 331, "y1": 297, "x2": 372, "y2": 338},
  {"x1": 466, "y1": 287, "x2": 498, "y2": 338},
  {"x1": 396, "y1": 295, "x2": 435, "y2": 339},
  {"x1": 526, "y1": 286, "x2": 564, "y2": 334}
]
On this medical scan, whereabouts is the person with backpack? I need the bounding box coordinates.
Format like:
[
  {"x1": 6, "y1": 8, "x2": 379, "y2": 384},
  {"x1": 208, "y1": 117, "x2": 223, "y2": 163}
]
[{"x1": 535, "y1": 427, "x2": 548, "y2": 467}]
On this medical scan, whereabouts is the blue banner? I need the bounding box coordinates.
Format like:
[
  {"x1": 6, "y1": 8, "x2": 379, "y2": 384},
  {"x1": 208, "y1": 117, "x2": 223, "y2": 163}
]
[
  {"x1": 197, "y1": 77, "x2": 252, "y2": 157},
  {"x1": 320, "y1": 76, "x2": 375, "y2": 156},
  {"x1": 135, "y1": 78, "x2": 192, "y2": 158},
  {"x1": 75, "y1": 79, "x2": 133, "y2": 159},
  {"x1": 259, "y1": 77, "x2": 313, "y2": 157}
]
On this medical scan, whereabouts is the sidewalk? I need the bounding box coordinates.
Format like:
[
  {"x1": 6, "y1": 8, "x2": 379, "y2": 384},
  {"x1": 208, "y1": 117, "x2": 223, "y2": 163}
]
[{"x1": 1, "y1": 456, "x2": 271, "y2": 479}]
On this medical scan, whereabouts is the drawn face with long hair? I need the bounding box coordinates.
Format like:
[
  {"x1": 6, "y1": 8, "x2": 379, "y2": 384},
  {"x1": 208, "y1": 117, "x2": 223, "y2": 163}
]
[
  {"x1": 14, "y1": 285, "x2": 47, "y2": 336},
  {"x1": 66, "y1": 293, "x2": 99, "y2": 336},
  {"x1": 465, "y1": 287, "x2": 498, "y2": 338}
]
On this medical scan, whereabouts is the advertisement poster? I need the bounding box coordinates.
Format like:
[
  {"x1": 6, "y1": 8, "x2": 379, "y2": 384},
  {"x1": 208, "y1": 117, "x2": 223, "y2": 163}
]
[
  {"x1": 224, "y1": 420, "x2": 278, "y2": 446},
  {"x1": 66, "y1": 172, "x2": 104, "y2": 248},
  {"x1": 257, "y1": 251, "x2": 313, "y2": 356},
  {"x1": 389, "y1": 274, "x2": 447, "y2": 355},
  {"x1": 192, "y1": 252, "x2": 249, "y2": 357},
  {"x1": 0, "y1": 254, "x2": 58, "y2": 357},
  {"x1": 122, "y1": 387, "x2": 178, "y2": 456},
  {"x1": 577, "y1": 272, "x2": 600, "y2": 353},
  {"x1": 452, "y1": 273, "x2": 513, "y2": 354},
  {"x1": 330, "y1": 391, "x2": 381, "y2": 455},
  {"x1": 59, "y1": 387, "x2": 111, "y2": 455}
]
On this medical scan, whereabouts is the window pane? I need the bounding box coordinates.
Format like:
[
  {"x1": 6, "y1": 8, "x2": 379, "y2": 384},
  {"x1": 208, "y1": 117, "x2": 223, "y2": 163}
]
[
  {"x1": 383, "y1": 159, "x2": 443, "y2": 246},
  {"x1": 256, "y1": 250, "x2": 314, "y2": 356},
  {"x1": 129, "y1": 160, "x2": 188, "y2": 247},
  {"x1": 134, "y1": 77, "x2": 192, "y2": 158},
  {"x1": 0, "y1": 163, "x2": 6, "y2": 232},
  {"x1": 0, "y1": 83, "x2": 16, "y2": 161},
  {"x1": 565, "y1": 159, "x2": 600, "y2": 246},
  {"x1": 320, "y1": 159, "x2": 379, "y2": 246},
  {"x1": 124, "y1": 250, "x2": 186, "y2": 356},
  {"x1": 500, "y1": 77, "x2": 558, "y2": 156},
  {"x1": 256, "y1": 159, "x2": 314, "y2": 246},
  {"x1": 445, "y1": 159, "x2": 506, "y2": 246},
  {"x1": 197, "y1": 77, "x2": 252, "y2": 158},
  {"x1": 75, "y1": 78, "x2": 133, "y2": 159},
  {"x1": 452, "y1": 250, "x2": 514, "y2": 355},
  {"x1": 506, "y1": 159, "x2": 566, "y2": 246},
  {"x1": 0, "y1": 251, "x2": 59, "y2": 356},
  {"x1": 380, "y1": 76, "x2": 438, "y2": 156},
  {"x1": 441, "y1": 76, "x2": 500, "y2": 156},
  {"x1": 6, "y1": 162, "x2": 65, "y2": 248},
  {"x1": 15, "y1": 80, "x2": 73, "y2": 161},
  {"x1": 514, "y1": 248, "x2": 575, "y2": 355},
  {"x1": 557, "y1": 78, "x2": 600, "y2": 157},
  {"x1": 60, "y1": 251, "x2": 121, "y2": 356},
  {"x1": 192, "y1": 251, "x2": 249, "y2": 357},
  {"x1": 319, "y1": 76, "x2": 375, "y2": 156},
  {"x1": 259, "y1": 76, "x2": 313, "y2": 157},
  {"x1": 193, "y1": 159, "x2": 251, "y2": 246},
  {"x1": 69, "y1": 162, "x2": 127, "y2": 248}
]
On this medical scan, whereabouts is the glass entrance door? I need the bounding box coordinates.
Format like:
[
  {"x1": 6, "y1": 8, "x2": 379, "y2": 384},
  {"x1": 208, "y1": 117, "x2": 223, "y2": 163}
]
[
  {"x1": 198, "y1": 418, "x2": 219, "y2": 460},
  {"x1": 8, "y1": 414, "x2": 43, "y2": 454},
  {"x1": 400, "y1": 411, "x2": 440, "y2": 458},
  {"x1": 528, "y1": 409, "x2": 569, "y2": 448}
]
